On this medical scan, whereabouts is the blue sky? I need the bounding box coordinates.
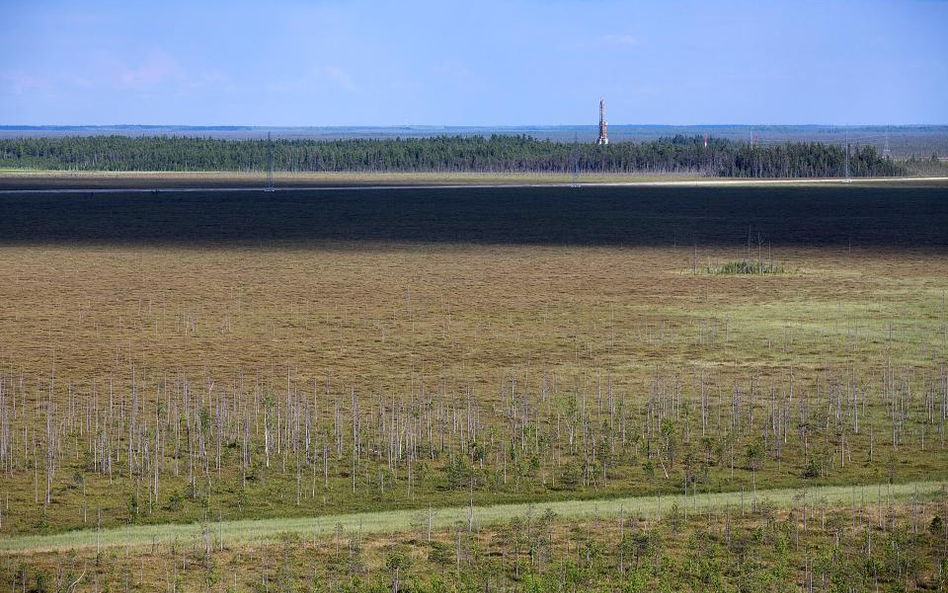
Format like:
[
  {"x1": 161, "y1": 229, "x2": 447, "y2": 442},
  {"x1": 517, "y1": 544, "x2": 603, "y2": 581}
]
[{"x1": 1, "y1": 0, "x2": 946, "y2": 126}]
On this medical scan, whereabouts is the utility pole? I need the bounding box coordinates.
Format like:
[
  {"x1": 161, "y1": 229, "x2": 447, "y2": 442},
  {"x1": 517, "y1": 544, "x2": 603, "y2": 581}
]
[
  {"x1": 844, "y1": 134, "x2": 851, "y2": 183},
  {"x1": 266, "y1": 132, "x2": 275, "y2": 192},
  {"x1": 845, "y1": 143, "x2": 850, "y2": 180}
]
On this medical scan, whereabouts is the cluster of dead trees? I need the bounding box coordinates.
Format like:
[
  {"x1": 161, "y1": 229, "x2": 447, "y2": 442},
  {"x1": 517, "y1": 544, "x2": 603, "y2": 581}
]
[{"x1": 0, "y1": 356, "x2": 946, "y2": 529}]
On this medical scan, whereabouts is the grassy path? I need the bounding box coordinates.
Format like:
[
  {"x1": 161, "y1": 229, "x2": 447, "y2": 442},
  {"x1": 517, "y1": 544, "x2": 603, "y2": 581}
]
[{"x1": 1, "y1": 480, "x2": 943, "y2": 553}]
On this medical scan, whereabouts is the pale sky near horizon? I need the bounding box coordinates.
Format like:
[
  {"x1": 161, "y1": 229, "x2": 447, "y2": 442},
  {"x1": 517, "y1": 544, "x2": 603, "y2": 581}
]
[{"x1": 1, "y1": 0, "x2": 946, "y2": 126}]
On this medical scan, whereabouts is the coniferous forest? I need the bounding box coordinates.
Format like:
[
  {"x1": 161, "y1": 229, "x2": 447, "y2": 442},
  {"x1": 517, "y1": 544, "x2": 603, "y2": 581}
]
[{"x1": 0, "y1": 134, "x2": 906, "y2": 177}]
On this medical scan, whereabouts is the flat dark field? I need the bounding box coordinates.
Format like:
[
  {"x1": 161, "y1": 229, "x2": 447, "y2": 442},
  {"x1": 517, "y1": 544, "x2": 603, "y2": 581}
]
[{"x1": 1, "y1": 183, "x2": 947, "y2": 247}]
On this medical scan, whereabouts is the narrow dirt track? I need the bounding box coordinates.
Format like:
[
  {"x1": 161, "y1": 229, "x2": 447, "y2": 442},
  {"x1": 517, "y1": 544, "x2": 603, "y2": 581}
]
[{"x1": 0, "y1": 176, "x2": 946, "y2": 194}]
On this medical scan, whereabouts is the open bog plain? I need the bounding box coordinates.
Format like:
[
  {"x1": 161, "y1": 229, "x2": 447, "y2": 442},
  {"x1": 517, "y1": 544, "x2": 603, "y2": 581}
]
[{"x1": 1, "y1": 180, "x2": 948, "y2": 591}]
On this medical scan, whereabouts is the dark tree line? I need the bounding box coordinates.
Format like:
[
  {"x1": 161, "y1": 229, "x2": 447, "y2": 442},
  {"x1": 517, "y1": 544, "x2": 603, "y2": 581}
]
[{"x1": 0, "y1": 134, "x2": 905, "y2": 177}]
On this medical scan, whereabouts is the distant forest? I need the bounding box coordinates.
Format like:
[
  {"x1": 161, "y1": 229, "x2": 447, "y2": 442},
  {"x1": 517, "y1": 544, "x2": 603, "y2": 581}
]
[{"x1": 0, "y1": 134, "x2": 910, "y2": 177}]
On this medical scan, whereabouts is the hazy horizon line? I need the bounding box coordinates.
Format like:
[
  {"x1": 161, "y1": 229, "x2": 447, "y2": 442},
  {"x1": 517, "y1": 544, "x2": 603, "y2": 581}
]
[{"x1": 3, "y1": 123, "x2": 947, "y2": 130}]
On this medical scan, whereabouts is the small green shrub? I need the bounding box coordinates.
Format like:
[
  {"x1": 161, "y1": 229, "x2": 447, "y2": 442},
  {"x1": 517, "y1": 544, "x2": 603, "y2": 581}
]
[
  {"x1": 706, "y1": 260, "x2": 786, "y2": 275},
  {"x1": 931, "y1": 515, "x2": 944, "y2": 536}
]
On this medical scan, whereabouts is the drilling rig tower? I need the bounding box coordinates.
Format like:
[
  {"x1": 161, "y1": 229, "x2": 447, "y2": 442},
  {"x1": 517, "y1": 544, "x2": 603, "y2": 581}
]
[{"x1": 596, "y1": 98, "x2": 609, "y2": 145}]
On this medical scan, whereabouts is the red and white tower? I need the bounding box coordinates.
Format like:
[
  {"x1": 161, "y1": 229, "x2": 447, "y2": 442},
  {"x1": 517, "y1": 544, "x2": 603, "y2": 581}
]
[{"x1": 596, "y1": 98, "x2": 609, "y2": 145}]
